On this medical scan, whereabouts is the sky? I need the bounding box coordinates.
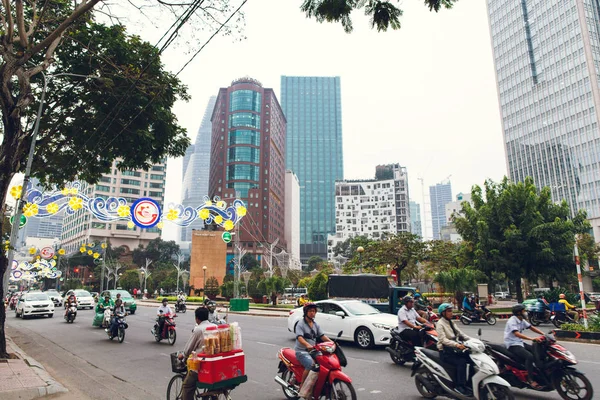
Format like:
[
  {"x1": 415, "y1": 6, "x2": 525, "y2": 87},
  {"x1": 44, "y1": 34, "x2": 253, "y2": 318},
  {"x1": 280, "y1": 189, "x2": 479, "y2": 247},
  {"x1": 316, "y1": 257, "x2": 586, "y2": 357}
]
[{"x1": 9, "y1": 0, "x2": 507, "y2": 241}]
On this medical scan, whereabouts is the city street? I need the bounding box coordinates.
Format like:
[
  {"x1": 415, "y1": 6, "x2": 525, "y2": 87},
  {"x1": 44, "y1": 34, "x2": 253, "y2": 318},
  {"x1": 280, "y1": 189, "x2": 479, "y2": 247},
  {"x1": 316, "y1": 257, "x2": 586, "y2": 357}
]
[{"x1": 6, "y1": 306, "x2": 600, "y2": 400}]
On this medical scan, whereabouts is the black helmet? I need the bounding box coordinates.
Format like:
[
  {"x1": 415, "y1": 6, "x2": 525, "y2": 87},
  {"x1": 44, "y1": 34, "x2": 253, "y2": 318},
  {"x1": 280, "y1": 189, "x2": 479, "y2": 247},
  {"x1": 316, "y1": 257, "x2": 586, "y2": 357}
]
[
  {"x1": 207, "y1": 301, "x2": 216, "y2": 312},
  {"x1": 403, "y1": 295, "x2": 414, "y2": 305},
  {"x1": 303, "y1": 302, "x2": 318, "y2": 316},
  {"x1": 512, "y1": 304, "x2": 526, "y2": 316},
  {"x1": 161, "y1": 297, "x2": 168, "y2": 303}
]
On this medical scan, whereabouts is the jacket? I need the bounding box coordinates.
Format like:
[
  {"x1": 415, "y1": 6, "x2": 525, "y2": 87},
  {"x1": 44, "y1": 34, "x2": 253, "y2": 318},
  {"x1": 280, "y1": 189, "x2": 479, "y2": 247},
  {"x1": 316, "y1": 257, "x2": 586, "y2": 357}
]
[{"x1": 436, "y1": 317, "x2": 471, "y2": 351}]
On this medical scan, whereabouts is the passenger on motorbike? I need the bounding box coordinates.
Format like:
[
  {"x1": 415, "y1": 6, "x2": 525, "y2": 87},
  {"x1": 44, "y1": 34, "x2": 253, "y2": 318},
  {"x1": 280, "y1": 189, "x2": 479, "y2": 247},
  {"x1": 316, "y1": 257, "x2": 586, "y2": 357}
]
[
  {"x1": 436, "y1": 303, "x2": 472, "y2": 396},
  {"x1": 558, "y1": 294, "x2": 579, "y2": 322},
  {"x1": 156, "y1": 298, "x2": 173, "y2": 337},
  {"x1": 177, "y1": 307, "x2": 217, "y2": 400},
  {"x1": 177, "y1": 291, "x2": 186, "y2": 308},
  {"x1": 96, "y1": 295, "x2": 114, "y2": 314},
  {"x1": 504, "y1": 304, "x2": 545, "y2": 388},
  {"x1": 414, "y1": 293, "x2": 428, "y2": 319},
  {"x1": 294, "y1": 302, "x2": 332, "y2": 387},
  {"x1": 108, "y1": 299, "x2": 126, "y2": 338},
  {"x1": 397, "y1": 295, "x2": 429, "y2": 346},
  {"x1": 207, "y1": 301, "x2": 224, "y2": 324},
  {"x1": 64, "y1": 294, "x2": 77, "y2": 317},
  {"x1": 462, "y1": 294, "x2": 481, "y2": 319}
]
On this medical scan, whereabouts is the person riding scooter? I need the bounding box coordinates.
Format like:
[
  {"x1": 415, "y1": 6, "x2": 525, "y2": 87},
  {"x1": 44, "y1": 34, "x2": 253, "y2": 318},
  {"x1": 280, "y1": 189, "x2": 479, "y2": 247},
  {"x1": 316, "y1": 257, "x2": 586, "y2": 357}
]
[
  {"x1": 64, "y1": 294, "x2": 77, "y2": 317},
  {"x1": 155, "y1": 298, "x2": 173, "y2": 337},
  {"x1": 107, "y1": 299, "x2": 126, "y2": 338},
  {"x1": 462, "y1": 294, "x2": 481, "y2": 320},
  {"x1": 436, "y1": 303, "x2": 472, "y2": 396},
  {"x1": 206, "y1": 301, "x2": 224, "y2": 324},
  {"x1": 176, "y1": 291, "x2": 186, "y2": 308},
  {"x1": 558, "y1": 294, "x2": 579, "y2": 322},
  {"x1": 398, "y1": 295, "x2": 429, "y2": 346},
  {"x1": 414, "y1": 293, "x2": 428, "y2": 319}
]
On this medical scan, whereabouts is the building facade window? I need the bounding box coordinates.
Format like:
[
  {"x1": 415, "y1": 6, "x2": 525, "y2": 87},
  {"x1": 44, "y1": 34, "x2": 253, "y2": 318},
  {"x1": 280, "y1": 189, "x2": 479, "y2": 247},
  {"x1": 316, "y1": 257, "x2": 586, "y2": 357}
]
[
  {"x1": 228, "y1": 147, "x2": 260, "y2": 163},
  {"x1": 227, "y1": 164, "x2": 259, "y2": 181},
  {"x1": 229, "y1": 113, "x2": 260, "y2": 129},
  {"x1": 96, "y1": 185, "x2": 110, "y2": 192},
  {"x1": 228, "y1": 130, "x2": 260, "y2": 146},
  {"x1": 121, "y1": 179, "x2": 141, "y2": 186},
  {"x1": 230, "y1": 90, "x2": 261, "y2": 112}
]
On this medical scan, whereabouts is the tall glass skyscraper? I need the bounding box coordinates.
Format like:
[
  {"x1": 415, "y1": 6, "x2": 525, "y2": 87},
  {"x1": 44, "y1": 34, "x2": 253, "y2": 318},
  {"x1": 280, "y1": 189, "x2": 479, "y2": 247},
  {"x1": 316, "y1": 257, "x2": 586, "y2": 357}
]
[
  {"x1": 281, "y1": 76, "x2": 343, "y2": 261},
  {"x1": 487, "y1": 0, "x2": 600, "y2": 237},
  {"x1": 429, "y1": 182, "x2": 452, "y2": 240},
  {"x1": 180, "y1": 96, "x2": 217, "y2": 243}
]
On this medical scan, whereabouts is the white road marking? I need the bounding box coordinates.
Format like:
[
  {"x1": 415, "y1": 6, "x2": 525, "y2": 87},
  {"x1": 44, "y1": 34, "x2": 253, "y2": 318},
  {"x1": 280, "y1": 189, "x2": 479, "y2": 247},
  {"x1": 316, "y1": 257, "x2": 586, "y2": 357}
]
[
  {"x1": 580, "y1": 359, "x2": 600, "y2": 365},
  {"x1": 347, "y1": 357, "x2": 379, "y2": 364},
  {"x1": 160, "y1": 353, "x2": 171, "y2": 357},
  {"x1": 257, "y1": 341, "x2": 279, "y2": 347},
  {"x1": 370, "y1": 390, "x2": 382, "y2": 394},
  {"x1": 357, "y1": 388, "x2": 366, "y2": 391}
]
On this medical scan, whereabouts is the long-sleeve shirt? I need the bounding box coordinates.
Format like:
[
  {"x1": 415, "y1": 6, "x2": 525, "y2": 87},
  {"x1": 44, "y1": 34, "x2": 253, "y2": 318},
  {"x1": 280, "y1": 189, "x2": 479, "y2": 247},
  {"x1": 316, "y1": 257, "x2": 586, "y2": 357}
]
[
  {"x1": 436, "y1": 317, "x2": 471, "y2": 351},
  {"x1": 559, "y1": 299, "x2": 576, "y2": 310},
  {"x1": 182, "y1": 320, "x2": 217, "y2": 371}
]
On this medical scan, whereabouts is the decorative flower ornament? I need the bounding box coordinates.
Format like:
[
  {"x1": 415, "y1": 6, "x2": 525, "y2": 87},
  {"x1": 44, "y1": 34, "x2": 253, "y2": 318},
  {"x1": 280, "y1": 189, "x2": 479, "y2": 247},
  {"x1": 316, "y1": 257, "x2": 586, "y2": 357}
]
[
  {"x1": 29, "y1": 247, "x2": 37, "y2": 255},
  {"x1": 87, "y1": 250, "x2": 93, "y2": 255},
  {"x1": 117, "y1": 205, "x2": 130, "y2": 217},
  {"x1": 199, "y1": 209, "x2": 210, "y2": 220},
  {"x1": 100, "y1": 243, "x2": 107, "y2": 249},
  {"x1": 157, "y1": 222, "x2": 164, "y2": 229},
  {"x1": 61, "y1": 187, "x2": 70, "y2": 196},
  {"x1": 214, "y1": 215, "x2": 223, "y2": 224},
  {"x1": 205, "y1": 200, "x2": 213, "y2": 207},
  {"x1": 46, "y1": 203, "x2": 59, "y2": 214},
  {"x1": 93, "y1": 252, "x2": 100, "y2": 259},
  {"x1": 224, "y1": 220, "x2": 234, "y2": 231},
  {"x1": 69, "y1": 188, "x2": 78, "y2": 195},
  {"x1": 69, "y1": 197, "x2": 83, "y2": 210},
  {"x1": 236, "y1": 206, "x2": 247, "y2": 217},
  {"x1": 23, "y1": 203, "x2": 39, "y2": 217},
  {"x1": 58, "y1": 249, "x2": 66, "y2": 256},
  {"x1": 127, "y1": 221, "x2": 135, "y2": 229},
  {"x1": 10, "y1": 185, "x2": 22, "y2": 199},
  {"x1": 216, "y1": 200, "x2": 226, "y2": 209},
  {"x1": 53, "y1": 256, "x2": 57, "y2": 260},
  {"x1": 166, "y1": 209, "x2": 179, "y2": 221},
  {"x1": 79, "y1": 247, "x2": 86, "y2": 253}
]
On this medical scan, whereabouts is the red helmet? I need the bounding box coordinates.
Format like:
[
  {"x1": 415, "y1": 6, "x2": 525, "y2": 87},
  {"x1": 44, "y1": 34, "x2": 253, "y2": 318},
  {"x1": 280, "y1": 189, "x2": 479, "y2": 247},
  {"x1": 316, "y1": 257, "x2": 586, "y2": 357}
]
[{"x1": 303, "y1": 302, "x2": 317, "y2": 316}]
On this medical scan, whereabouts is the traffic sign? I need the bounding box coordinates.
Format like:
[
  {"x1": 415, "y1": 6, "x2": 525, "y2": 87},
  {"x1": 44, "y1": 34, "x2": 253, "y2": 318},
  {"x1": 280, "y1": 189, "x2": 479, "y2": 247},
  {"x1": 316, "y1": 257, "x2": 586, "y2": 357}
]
[
  {"x1": 222, "y1": 232, "x2": 232, "y2": 243},
  {"x1": 40, "y1": 247, "x2": 55, "y2": 259},
  {"x1": 9, "y1": 214, "x2": 27, "y2": 228}
]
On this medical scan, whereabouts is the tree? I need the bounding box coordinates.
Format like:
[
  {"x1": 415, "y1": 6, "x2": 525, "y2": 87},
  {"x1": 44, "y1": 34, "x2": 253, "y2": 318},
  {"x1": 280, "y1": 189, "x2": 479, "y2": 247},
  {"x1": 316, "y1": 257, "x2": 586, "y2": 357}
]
[
  {"x1": 454, "y1": 177, "x2": 589, "y2": 302},
  {"x1": 241, "y1": 253, "x2": 260, "y2": 270},
  {"x1": 132, "y1": 238, "x2": 180, "y2": 266},
  {"x1": 118, "y1": 269, "x2": 139, "y2": 292},
  {"x1": 434, "y1": 267, "x2": 486, "y2": 305},
  {"x1": 423, "y1": 240, "x2": 472, "y2": 274},
  {"x1": 306, "y1": 256, "x2": 324, "y2": 272},
  {"x1": 308, "y1": 271, "x2": 328, "y2": 301},
  {"x1": 331, "y1": 235, "x2": 370, "y2": 259},
  {"x1": 300, "y1": 0, "x2": 458, "y2": 33},
  {"x1": 205, "y1": 276, "x2": 220, "y2": 297}
]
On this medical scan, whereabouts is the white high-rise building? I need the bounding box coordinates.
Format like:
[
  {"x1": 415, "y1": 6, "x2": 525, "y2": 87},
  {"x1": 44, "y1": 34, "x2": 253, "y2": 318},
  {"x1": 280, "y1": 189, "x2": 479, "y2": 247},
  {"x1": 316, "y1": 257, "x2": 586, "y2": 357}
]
[
  {"x1": 327, "y1": 165, "x2": 410, "y2": 261},
  {"x1": 409, "y1": 200, "x2": 422, "y2": 238},
  {"x1": 285, "y1": 171, "x2": 301, "y2": 269}
]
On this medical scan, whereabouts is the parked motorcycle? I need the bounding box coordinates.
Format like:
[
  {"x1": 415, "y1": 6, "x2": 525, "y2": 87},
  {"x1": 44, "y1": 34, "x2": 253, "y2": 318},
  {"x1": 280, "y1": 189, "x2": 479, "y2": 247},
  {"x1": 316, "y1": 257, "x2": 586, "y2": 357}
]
[
  {"x1": 107, "y1": 310, "x2": 128, "y2": 343},
  {"x1": 65, "y1": 305, "x2": 77, "y2": 323},
  {"x1": 152, "y1": 311, "x2": 177, "y2": 345},
  {"x1": 175, "y1": 300, "x2": 186, "y2": 313},
  {"x1": 386, "y1": 323, "x2": 438, "y2": 365},
  {"x1": 412, "y1": 337, "x2": 514, "y2": 400},
  {"x1": 485, "y1": 333, "x2": 593, "y2": 400},
  {"x1": 275, "y1": 331, "x2": 356, "y2": 400},
  {"x1": 460, "y1": 306, "x2": 496, "y2": 325}
]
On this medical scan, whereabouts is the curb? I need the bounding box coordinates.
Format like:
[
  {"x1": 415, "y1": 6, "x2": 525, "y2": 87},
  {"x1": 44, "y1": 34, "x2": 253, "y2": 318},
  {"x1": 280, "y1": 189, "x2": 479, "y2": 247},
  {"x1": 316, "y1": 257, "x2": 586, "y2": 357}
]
[
  {"x1": 136, "y1": 302, "x2": 288, "y2": 318},
  {"x1": 3, "y1": 337, "x2": 68, "y2": 400},
  {"x1": 553, "y1": 329, "x2": 600, "y2": 344}
]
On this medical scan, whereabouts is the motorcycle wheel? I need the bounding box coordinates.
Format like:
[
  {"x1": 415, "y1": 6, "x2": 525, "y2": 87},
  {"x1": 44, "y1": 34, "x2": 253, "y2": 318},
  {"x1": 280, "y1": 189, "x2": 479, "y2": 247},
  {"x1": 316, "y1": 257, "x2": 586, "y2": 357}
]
[
  {"x1": 168, "y1": 329, "x2": 177, "y2": 345},
  {"x1": 388, "y1": 340, "x2": 406, "y2": 365},
  {"x1": 166, "y1": 374, "x2": 184, "y2": 400},
  {"x1": 480, "y1": 384, "x2": 514, "y2": 400},
  {"x1": 486, "y1": 315, "x2": 497, "y2": 325},
  {"x1": 280, "y1": 370, "x2": 299, "y2": 400},
  {"x1": 553, "y1": 370, "x2": 594, "y2": 400},
  {"x1": 460, "y1": 315, "x2": 471, "y2": 325},
  {"x1": 118, "y1": 327, "x2": 125, "y2": 343},
  {"x1": 414, "y1": 369, "x2": 437, "y2": 399},
  {"x1": 328, "y1": 380, "x2": 357, "y2": 400},
  {"x1": 552, "y1": 316, "x2": 564, "y2": 329},
  {"x1": 529, "y1": 314, "x2": 540, "y2": 326},
  {"x1": 181, "y1": 306, "x2": 186, "y2": 313}
]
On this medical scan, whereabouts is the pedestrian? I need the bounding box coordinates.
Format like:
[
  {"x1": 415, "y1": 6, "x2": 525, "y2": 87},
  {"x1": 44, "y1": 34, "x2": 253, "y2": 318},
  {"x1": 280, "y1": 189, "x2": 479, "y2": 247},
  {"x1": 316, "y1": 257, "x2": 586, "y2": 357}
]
[
  {"x1": 271, "y1": 291, "x2": 277, "y2": 306},
  {"x1": 160, "y1": 288, "x2": 164, "y2": 296},
  {"x1": 133, "y1": 288, "x2": 137, "y2": 297}
]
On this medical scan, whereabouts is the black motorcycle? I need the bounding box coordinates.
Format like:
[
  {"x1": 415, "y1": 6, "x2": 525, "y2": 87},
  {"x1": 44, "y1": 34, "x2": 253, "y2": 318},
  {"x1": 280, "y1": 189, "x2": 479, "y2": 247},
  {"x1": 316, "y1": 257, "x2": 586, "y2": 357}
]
[
  {"x1": 107, "y1": 310, "x2": 128, "y2": 343},
  {"x1": 386, "y1": 324, "x2": 438, "y2": 365},
  {"x1": 460, "y1": 306, "x2": 497, "y2": 325},
  {"x1": 175, "y1": 301, "x2": 186, "y2": 313}
]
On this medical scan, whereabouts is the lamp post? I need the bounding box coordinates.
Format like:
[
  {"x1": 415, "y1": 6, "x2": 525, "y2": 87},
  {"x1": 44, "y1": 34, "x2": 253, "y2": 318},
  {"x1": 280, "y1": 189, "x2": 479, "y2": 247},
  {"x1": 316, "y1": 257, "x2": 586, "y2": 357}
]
[
  {"x1": 357, "y1": 246, "x2": 365, "y2": 273},
  {"x1": 202, "y1": 265, "x2": 207, "y2": 296}
]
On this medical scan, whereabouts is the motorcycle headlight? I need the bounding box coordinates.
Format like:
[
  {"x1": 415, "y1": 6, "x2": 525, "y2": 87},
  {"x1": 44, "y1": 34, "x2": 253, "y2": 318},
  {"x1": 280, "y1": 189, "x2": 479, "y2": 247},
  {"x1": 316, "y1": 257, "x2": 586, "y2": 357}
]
[
  {"x1": 320, "y1": 344, "x2": 336, "y2": 354},
  {"x1": 373, "y1": 323, "x2": 393, "y2": 331}
]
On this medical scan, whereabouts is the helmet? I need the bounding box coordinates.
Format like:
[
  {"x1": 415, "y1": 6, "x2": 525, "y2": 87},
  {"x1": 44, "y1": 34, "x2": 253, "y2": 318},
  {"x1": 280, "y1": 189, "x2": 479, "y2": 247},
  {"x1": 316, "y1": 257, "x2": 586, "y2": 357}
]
[
  {"x1": 512, "y1": 304, "x2": 526, "y2": 316},
  {"x1": 207, "y1": 301, "x2": 216, "y2": 312},
  {"x1": 303, "y1": 302, "x2": 318, "y2": 316},
  {"x1": 402, "y1": 295, "x2": 414, "y2": 305},
  {"x1": 559, "y1": 293, "x2": 566, "y2": 299},
  {"x1": 414, "y1": 293, "x2": 422, "y2": 298},
  {"x1": 438, "y1": 303, "x2": 453, "y2": 314},
  {"x1": 162, "y1": 297, "x2": 168, "y2": 303}
]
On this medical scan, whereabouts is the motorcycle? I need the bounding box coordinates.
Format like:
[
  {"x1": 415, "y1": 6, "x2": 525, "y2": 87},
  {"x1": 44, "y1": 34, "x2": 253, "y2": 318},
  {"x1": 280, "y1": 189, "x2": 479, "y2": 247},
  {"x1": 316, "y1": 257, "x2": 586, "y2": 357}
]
[
  {"x1": 9, "y1": 294, "x2": 18, "y2": 310},
  {"x1": 460, "y1": 306, "x2": 496, "y2": 325},
  {"x1": 412, "y1": 336, "x2": 514, "y2": 400},
  {"x1": 152, "y1": 311, "x2": 177, "y2": 345},
  {"x1": 65, "y1": 305, "x2": 77, "y2": 323},
  {"x1": 386, "y1": 324, "x2": 439, "y2": 366},
  {"x1": 107, "y1": 310, "x2": 128, "y2": 343},
  {"x1": 275, "y1": 331, "x2": 356, "y2": 400},
  {"x1": 484, "y1": 333, "x2": 593, "y2": 400},
  {"x1": 175, "y1": 300, "x2": 186, "y2": 313},
  {"x1": 424, "y1": 306, "x2": 439, "y2": 324},
  {"x1": 551, "y1": 309, "x2": 585, "y2": 328},
  {"x1": 526, "y1": 301, "x2": 552, "y2": 326}
]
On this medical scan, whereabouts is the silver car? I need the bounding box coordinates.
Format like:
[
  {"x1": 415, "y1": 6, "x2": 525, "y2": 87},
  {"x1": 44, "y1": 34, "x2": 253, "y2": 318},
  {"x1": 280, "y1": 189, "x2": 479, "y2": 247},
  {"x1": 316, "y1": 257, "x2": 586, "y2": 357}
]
[
  {"x1": 65, "y1": 289, "x2": 95, "y2": 310},
  {"x1": 44, "y1": 289, "x2": 63, "y2": 307},
  {"x1": 15, "y1": 292, "x2": 55, "y2": 319}
]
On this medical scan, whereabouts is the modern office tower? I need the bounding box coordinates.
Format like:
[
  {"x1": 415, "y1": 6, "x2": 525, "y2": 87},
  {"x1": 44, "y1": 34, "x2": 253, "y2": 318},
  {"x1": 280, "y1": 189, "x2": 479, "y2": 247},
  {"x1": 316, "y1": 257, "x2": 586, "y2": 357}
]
[
  {"x1": 281, "y1": 76, "x2": 343, "y2": 263},
  {"x1": 60, "y1": 160, "x2": 166, "y2": 254},
  {"x1": 327, "y1": 164, "x2": 410, "y2": 261},
  {"x1": 409, "y1": 200, "x2": 422, "y2": 238},
  {"x1": 429, "y1": 182, "x2": 452, "y2": 240},
  {"x1": 180, "y1": 96, "x2": 217, "y2": 245},
  {"x1": 441, "y1": 192, "x2": 473, "y2": 242},
  {"x1": 208, "y1": 77, "x2": 287, "y2": 269},
  {"x1": 487, "y1": 0, "x2": 600, "y2": 238},
  {"x1": 285, "y1": 171, "x2": 301, "y2": 269}
]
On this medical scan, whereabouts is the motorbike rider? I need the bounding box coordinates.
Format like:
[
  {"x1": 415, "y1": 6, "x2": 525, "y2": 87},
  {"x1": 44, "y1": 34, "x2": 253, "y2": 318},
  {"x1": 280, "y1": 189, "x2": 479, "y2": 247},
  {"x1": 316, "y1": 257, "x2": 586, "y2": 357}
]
[
  {"x1": 96, "y1": 294, "x2": 114, "y2": 314},
  {"x1": 294, "y1": 302, "x2": 332, "y2": 388},
  {"x1": 64, "y1": 294, "x2": 77, "y2": 317},
  {"x1": 155, "y1": 298, "x2": 173, "y2": 337},
  {"x1": 178, "y1": 307, "x2": 217, "y2": 400},
  {"x1": 207, "y1": 301, "x2": 224, "y2": 324},
  {"x1": 107, "y1": 298, "x2": 126, "y2": 338},
  {"x1": 397, "y1": 295, "x2": 429, "y2": 347},
  {"x1": 436, "y1": 303, "x2": 472, "y2": 396},
  {"x1": 558, "y1": 294, "x2": 579, "y2": 321},
  {"x1": 504, "y1": 304, "x2": 545, "y2": 388},
  {"x1": 462, "y1": 294, "x2": 481, "y2": 319},
  {"x1": 414, "y1": 293, "x2": 428, "y2": 319},
  {"x1": 176, "y1": 291, "x2": 186, "y2": 310}
]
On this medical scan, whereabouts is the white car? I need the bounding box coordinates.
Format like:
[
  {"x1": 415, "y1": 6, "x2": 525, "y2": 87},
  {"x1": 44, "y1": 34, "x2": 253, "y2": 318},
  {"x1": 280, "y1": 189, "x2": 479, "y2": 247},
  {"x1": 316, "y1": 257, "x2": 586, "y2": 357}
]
[
  {"x1": 287, "y1": 300, "x2": 398, "y2": 349},
  {"x1": 15, "y1": 292, "x2": 54, "y2": 319},
  {"x1": 44, "y1": 289, "x2": 63, "y2": 307},
  {"x1": 494, "y1": 292, "x2": 511, "y2": 300},
  {"x1": 65, "y1": 289, "x2": 95, "y2": 309}
]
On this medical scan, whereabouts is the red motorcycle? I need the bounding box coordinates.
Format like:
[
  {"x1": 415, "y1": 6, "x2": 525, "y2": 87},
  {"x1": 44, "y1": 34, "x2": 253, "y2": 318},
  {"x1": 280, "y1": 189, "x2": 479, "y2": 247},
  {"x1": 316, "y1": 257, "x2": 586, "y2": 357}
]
[
  {"x1": 275, "y1": 332, "x2": 356, "y2": 400},
  {"x1": 153, "y1": 312, "x2": 177, "y2": 345},
  {"x1": 485, "y1": 333, "x2": 593, "y2": 400},
  {"x1": 9, "y1": 294, "x2": 19, "y2": 310}
]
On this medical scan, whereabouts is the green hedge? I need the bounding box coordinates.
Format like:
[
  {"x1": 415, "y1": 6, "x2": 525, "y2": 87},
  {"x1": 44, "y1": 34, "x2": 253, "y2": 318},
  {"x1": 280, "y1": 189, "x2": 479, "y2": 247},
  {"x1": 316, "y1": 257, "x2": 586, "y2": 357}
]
[
  {"x1": 158, "y1": 296, "x2": 206, "y2": 303},
  {"x1": 560, "y1": 316, "x2": 600, "y2": 332}
]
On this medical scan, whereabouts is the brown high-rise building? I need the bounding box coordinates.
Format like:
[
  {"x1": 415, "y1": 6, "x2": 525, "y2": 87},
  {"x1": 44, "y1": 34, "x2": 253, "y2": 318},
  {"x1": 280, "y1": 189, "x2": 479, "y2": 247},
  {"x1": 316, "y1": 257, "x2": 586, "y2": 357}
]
[{"x1": 209, "y1": 78, "x2": 287, "y2": 265}]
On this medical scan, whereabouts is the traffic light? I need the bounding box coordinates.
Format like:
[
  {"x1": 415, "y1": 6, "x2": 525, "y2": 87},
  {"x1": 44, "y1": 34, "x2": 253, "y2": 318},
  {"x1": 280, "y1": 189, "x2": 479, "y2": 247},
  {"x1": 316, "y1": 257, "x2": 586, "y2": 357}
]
[{"x1": 74, "y1": 268, "x2": 79, "y2": 273}]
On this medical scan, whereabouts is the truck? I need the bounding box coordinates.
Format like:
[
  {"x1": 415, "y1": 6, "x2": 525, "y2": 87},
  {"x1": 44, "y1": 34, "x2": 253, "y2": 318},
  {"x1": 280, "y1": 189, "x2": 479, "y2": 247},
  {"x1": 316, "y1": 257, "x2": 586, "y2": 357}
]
[{"x1": 327, "y1": 274, "x2": 417, "y2": 315}]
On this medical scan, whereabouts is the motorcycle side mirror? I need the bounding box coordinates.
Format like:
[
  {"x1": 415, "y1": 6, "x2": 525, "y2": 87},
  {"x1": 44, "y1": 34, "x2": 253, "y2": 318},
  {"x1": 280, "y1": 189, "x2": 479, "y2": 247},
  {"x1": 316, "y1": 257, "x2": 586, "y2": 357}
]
[
  {"x1": 335, "y1": 311, "x2": 345, "y2": 319},
  {"x1": 337, "y1": 331, "x2": 343, "y2": 338}
]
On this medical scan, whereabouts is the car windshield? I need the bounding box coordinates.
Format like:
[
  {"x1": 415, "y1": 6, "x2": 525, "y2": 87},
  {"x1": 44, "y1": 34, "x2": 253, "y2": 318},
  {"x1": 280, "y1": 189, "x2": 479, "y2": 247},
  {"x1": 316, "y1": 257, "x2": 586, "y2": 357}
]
[
  {"x1": 75, "y1": 290, "x2": 91, "y2": 297},
  {"x1": 25, "y1": 293, "x2": 49, "y2": 301},
  {"x1": 115, "y1": 290, "x2": 132, "y2": 298},
  {"x1": 342, "y1": 302, "x2": 380, "y2": 316}
]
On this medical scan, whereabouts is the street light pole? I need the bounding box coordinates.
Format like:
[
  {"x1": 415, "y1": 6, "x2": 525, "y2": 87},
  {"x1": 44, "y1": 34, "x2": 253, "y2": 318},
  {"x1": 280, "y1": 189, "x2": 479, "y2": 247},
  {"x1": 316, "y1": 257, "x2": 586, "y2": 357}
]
[
  {"x1": 357, "y1": 246, "x2": 364, "y2": 274},
  {"x1": 202, "y1": 265, "x2": 207, "y2": 298}
]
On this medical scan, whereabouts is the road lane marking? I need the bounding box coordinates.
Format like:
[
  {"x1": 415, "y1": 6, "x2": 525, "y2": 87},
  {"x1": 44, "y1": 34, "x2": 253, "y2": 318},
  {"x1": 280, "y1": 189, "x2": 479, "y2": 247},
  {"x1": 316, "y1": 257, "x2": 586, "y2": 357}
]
[
  {"x1": 257, "y1": 341, "x2": 278, "y2": 347},
  {"x1": 160, "y1": 353, "x2": 171, "y2": 357},
  {"x1": 347, "y1": 357, "x2": 379, "y2": 364},
  {"x1": 580, "y1": 359, "x2": 600, "y2": 365},
  {"x1": 370, "y1": 390, "x2": 382, "y2": 393}
]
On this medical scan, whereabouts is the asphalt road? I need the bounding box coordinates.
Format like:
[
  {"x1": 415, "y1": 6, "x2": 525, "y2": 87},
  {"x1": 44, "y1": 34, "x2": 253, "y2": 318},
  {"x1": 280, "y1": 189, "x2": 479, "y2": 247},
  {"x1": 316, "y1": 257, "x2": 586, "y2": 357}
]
[{"x1": 6, "y1": 306, "x2": 600, "y2": 400}]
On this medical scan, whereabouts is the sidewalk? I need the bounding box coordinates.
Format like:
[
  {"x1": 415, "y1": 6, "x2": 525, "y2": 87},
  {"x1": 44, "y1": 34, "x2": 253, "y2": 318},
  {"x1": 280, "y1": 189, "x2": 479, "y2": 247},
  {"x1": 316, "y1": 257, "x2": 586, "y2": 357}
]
[
  {"x1": 136, "y1": 300, "x2": 289, "y2": 317},
  {"x1": 0, "y1": 335, "x2": 68, "y2": 400}
]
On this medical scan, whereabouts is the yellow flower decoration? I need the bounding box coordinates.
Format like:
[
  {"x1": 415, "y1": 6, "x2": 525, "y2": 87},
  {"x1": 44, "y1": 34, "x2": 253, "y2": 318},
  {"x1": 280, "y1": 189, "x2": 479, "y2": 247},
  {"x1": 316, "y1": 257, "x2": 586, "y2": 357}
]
[
  {"x1": 100, "y1": 242, "x2": 107, "y2": 249},
  {"x1": 29, "y1": 247, "x2": 37, "y2": 255},
  {"x1": 205, "y1": 200, "x2": 213, "y2": 207},
  {"x1": 69, "y1": 197, "x2": 83, "y2": 210},
  {"x1": 199, "y1": 209, "x2": 210, "y2": 220},
  {"x1": 117, "y1": 205, "x2": 130, "y2": 217},
  {"x1": 61, "y1": 187, "x2": 70, "y2": 196},
  {"x1": 10, "y1": 185, "x2": 22, "y2": 199},
  {"x1": 236, "y1": 206, "x2": 247, "y2": 217},
  {"x1": 157, "y1": 222, "x2": 164, "y2": 229},
  {"x1": 224, "y1": 220, "x2": 234, "y2": 231},
  {"x1": 93, "y1": 252, "x2": 100, "y2": 259},
  {"x1": 23, "y1": 203, "x2": 39, "y2": 217},
  {"x1": 53, "y1": 255, "x2": 57, "y2": 260},
  {"x1": 166, "y1": 209, "x2": 179, "y2": 221},
  {"x1": 36, "y1": 256, "x2": 40, "y2": 260},
  {"x1": 79, "y1": 247, "x2": 86, "y2": 253},
  {"x1": 87, "y1": 250, "x2": 93, "y2": 255},
  {"x1": 127, "y1": 221, "x2": 135, "y2": 229},
  {"x1": 46, "y1": 203, "x2": 59, "y2": 214},
  {"x1": 214, "y1": 215, "x2": 223, "y2": 224},
  {"x1": 58, "y1": 249, "x2": 66, "y2": 256},
  {"x1": 69, "y1": 188, "x2": 78, "y2": 195},
  {"x1": 216, "y1": 200, "x2": 226, "y2": 209}
]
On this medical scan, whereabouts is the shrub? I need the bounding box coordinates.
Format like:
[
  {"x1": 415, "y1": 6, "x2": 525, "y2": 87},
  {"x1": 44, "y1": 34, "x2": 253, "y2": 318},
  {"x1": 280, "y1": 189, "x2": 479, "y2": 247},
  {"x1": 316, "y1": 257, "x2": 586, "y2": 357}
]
[
  {"x1": 308, "y1": 272, "x2": 328, "y2": 301},
  {"x1": 559, "y1": 316, "x2": 600, "y2": 332},
  {"x1": 534, "y1": 288, "x2": 577, "y2": 304},
  {"x1": 205, "y1": 276, "x2": 220, "y2": 297},
  {"x1": 158, "y1": 296, "x2": 205, "y2": 302}
]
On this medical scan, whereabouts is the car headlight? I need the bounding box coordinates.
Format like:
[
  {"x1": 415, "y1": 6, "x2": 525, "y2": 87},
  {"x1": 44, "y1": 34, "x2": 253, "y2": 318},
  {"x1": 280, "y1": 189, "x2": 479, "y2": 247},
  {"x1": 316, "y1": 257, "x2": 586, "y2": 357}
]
[{"x1": 373, "y1": 323, "x2": 393, "y2": 330}]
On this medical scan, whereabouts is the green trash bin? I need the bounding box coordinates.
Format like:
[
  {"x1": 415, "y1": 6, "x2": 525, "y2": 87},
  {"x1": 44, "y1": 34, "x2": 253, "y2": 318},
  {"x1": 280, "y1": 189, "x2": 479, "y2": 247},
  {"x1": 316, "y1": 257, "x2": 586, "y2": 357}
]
[{"x1": 229, "y1": 298, "x2": 249, "y2": 311}]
